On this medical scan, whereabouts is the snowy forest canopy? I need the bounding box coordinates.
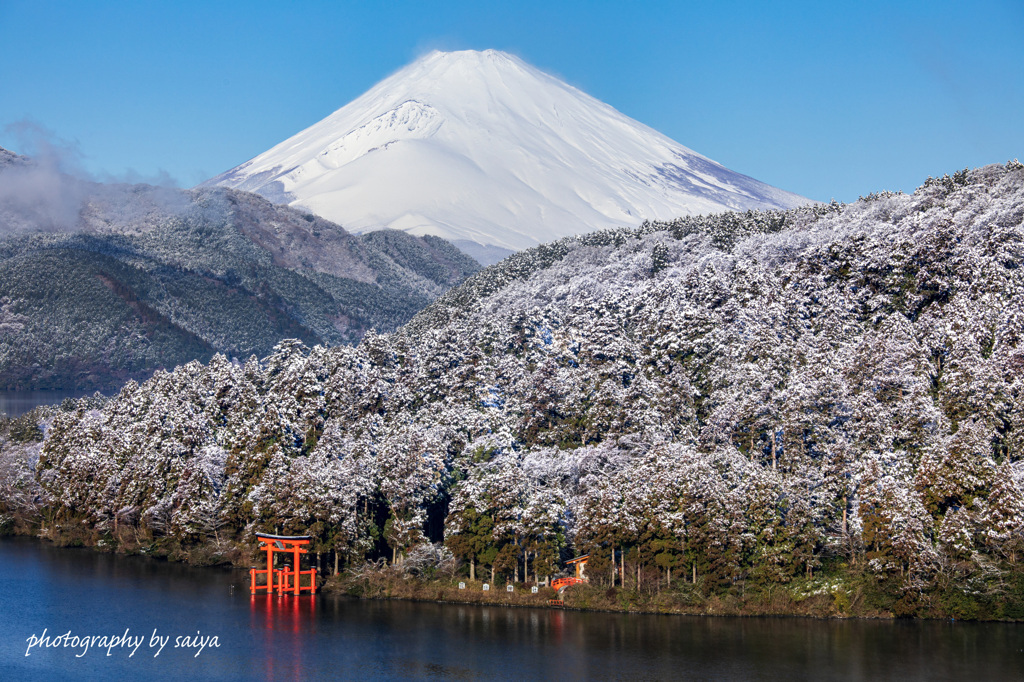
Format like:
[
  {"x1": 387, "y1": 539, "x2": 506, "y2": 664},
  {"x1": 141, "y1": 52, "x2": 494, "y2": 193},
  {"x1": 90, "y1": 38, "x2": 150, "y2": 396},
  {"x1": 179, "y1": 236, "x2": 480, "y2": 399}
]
[{"x1": 3, "y1": 161, "x2": 1024, "y2": 614}]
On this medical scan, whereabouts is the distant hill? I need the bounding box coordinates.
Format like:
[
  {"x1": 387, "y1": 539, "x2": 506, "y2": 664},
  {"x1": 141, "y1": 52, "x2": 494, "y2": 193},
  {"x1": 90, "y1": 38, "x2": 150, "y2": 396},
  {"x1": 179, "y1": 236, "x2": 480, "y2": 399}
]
[
  {"x1": 0, "y1": 148, "x2": 479, "y2": 390},
  {"x1": 0, "y1": 147, "x2": 26, "y2": 169}
]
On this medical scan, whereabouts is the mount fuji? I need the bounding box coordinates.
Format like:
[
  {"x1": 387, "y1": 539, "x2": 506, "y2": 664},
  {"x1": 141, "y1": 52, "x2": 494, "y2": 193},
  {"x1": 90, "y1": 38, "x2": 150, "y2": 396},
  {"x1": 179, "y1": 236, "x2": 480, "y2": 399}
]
[{"x1": 205, "y1": 49, "x2": 812, "y2": 264}]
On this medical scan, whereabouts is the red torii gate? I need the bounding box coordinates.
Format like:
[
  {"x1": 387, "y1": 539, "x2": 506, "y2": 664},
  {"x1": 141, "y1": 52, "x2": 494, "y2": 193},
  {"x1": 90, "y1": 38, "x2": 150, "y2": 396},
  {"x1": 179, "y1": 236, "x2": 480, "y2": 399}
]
[{"x1": 249, "y1": 533, "x2": 318, "y2": 595}]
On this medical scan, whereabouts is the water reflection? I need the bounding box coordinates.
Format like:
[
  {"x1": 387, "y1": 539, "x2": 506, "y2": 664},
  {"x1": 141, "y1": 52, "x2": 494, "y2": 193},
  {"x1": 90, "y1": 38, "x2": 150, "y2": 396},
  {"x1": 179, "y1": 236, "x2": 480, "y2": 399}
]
[
  {"x1": 249, "y1": 595, "x2": 318, "y2": 681},
  {"x1": 1, "y1": 537, "x2": 1022, "y2": 681}
]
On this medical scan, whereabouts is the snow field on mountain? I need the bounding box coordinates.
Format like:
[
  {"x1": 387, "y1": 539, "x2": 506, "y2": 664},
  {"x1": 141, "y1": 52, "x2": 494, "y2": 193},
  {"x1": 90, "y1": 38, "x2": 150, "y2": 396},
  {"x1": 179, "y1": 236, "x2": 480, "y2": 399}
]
[{"x1": 208, "y1": 50, "x2": 811, "y2": 261}]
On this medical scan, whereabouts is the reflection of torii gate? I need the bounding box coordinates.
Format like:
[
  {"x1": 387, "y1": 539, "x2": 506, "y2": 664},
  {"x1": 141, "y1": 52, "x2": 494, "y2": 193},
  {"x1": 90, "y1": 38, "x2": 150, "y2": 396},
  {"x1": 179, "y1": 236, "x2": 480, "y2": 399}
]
[{"x1": 249, "y1": 533, "x2": 317, "y2": 595}]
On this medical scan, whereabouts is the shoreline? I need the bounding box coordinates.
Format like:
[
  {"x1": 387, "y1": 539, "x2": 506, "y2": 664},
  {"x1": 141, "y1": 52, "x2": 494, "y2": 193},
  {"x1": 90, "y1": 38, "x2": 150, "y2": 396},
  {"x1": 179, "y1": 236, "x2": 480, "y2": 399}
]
[
  {"x1": 4, "y1": 527, "x2": 1023, "y2": 623},
  {"x1": 318, "y1": 564, "x2": 1020, "y2": 622}
]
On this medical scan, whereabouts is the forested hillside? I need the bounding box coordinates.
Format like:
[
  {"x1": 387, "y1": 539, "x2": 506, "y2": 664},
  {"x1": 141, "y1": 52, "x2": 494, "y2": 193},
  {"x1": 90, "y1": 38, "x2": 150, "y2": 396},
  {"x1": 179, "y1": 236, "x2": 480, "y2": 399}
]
[
  {"x1": 3, "y1": 162, "x2": 1023, "y2": 618},
  {"x1": 0, "y1": 148, "x2": 479, "y2": 389}
]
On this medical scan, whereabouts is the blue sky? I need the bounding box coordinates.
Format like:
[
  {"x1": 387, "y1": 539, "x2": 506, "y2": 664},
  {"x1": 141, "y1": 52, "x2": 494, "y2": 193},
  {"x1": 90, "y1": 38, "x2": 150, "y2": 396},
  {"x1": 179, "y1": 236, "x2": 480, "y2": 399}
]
[{"x1": 0, "y1": 0, "x2": 1021, "y2": 202}]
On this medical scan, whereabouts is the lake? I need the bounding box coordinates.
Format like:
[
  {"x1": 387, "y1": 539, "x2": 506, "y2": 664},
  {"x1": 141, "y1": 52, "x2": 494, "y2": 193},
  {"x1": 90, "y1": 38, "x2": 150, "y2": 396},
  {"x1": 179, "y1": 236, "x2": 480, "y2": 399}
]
[
  {"x1": 0, "y1": 390, "x2": 105, "y2": 417},
  {"x1": 0, "y1": 537, "x2": 1021, "y2": 680}
]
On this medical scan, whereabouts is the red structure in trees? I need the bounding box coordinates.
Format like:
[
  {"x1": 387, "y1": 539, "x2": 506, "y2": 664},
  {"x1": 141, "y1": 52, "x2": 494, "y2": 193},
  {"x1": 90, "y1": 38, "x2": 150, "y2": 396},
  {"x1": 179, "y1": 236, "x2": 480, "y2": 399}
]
[
  {"x1": 249, "y1": 533, "x2": 318, "y2": 595},
  {"x1": 551, "y1": 554, "x2": 589, "y2": 592}
]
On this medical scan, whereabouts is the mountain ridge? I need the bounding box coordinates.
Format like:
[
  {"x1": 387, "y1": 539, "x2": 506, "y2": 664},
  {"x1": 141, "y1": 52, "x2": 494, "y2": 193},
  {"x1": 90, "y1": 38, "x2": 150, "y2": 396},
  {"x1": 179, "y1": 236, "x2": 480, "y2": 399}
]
[
  {"x1": 207, "y1": 49, "x2": 812, "y2": 264},
  {"x1": 0, "y1": 148, "x2": 480, "y2": 390}
]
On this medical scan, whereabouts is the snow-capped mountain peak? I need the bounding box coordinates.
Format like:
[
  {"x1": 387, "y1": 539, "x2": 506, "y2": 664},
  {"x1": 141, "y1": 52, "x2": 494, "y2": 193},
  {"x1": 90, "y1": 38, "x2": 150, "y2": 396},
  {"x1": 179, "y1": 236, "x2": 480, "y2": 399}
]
[{"x1": 205, "y1": 49, "x2": 812, "y2": 264}]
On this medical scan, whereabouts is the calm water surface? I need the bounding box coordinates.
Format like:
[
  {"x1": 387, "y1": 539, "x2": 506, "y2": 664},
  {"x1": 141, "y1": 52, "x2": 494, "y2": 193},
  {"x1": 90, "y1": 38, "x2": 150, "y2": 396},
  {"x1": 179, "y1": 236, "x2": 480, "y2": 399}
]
[
  {"x1": 0, "y1": 537, "x2": 1021, "y2": 681},
  {"x1": 0, "y1": 389, "x2": 103, "y2": 417}
]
